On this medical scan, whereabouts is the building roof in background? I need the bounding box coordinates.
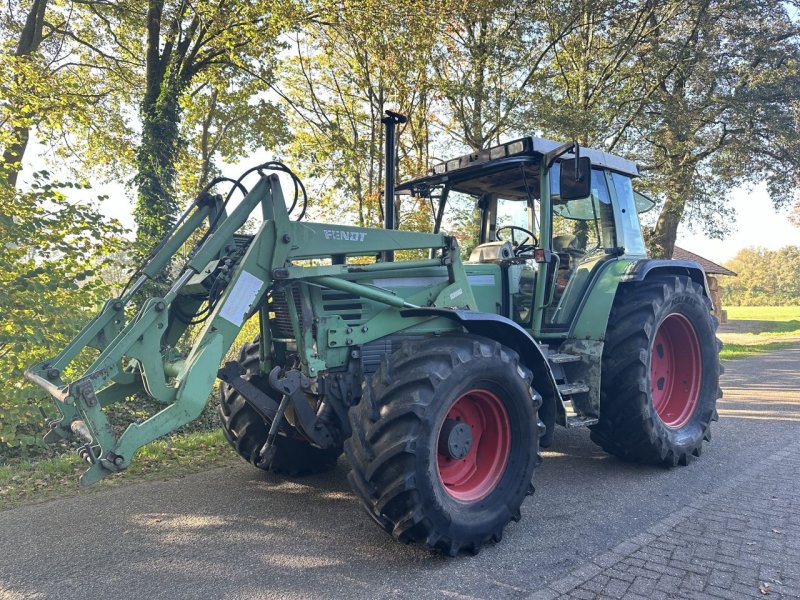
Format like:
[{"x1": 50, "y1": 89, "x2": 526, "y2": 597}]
[{"x1": 673, "y1": 246, "x2": 737, "y2": 276}]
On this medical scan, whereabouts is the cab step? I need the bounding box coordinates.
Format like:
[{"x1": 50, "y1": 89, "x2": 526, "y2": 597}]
[
  {"x1": 548, "y1": 353, "x2": 582, "y2": 365},
  {"x1": 557, "y1": 382, "x2": 590, "y2": 395},
  {"x1": 567, "y1": 415, "x2": 599, "y2": 428}
]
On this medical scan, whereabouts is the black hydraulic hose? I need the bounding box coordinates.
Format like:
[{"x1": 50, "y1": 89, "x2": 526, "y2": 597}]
[
  {"x1": 118, "y1": 178, "x2": 250, "y2": 298},
  {"x1": 189, "y1": 161, "x2": 308, "y2": 256},
  {"x1": 199, "y1": 176, "x2": 248, "y2": 199}
]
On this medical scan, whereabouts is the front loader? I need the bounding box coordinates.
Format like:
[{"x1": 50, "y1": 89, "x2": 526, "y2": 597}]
[{"x1": 27, "y1": 113, "x2": 721, "y2": 555}]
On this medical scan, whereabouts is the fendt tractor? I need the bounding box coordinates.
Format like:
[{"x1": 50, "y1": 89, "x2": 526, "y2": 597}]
[{"x1": 27, "y1": 112, "x2": 721, "y2": 555}]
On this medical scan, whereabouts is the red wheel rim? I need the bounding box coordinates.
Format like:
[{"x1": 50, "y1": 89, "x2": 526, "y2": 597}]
[
  {"x1": 436, "y1": 388, "x2": 511, "y2": 502},
  {"x1": 650, "y1": 313, "x2": 702, "y2": 428}
]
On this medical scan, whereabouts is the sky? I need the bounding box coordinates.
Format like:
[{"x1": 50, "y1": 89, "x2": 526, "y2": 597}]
[{"x1": 674, "y1": 184, "x2": 798, "y2": 265}]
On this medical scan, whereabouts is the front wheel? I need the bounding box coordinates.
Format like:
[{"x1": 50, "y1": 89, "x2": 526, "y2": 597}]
[
  {"x1": 590, "y1": 275, "x2": 722, "y2": 466},
  {"x1": 218, "y1": 336, "x2": 343, "y2": 475},
  {"x1": 345, "y1": 334, "x2": 541, "y2": 556}
]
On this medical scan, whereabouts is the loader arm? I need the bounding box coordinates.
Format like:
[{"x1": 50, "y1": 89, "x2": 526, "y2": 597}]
[{"x1": 26, "y1": 171, "x2": 474, "y2": 485}]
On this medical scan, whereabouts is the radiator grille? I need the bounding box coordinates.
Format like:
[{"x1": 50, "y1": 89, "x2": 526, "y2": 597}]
[{"x1": 271, "y1": 285, "x2": 303, "y2": 338}]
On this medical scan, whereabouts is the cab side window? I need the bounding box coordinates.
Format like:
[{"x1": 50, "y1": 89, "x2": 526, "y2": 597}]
[{"x1": 611, "y1": 173, "x2": 646, "y2": 256}]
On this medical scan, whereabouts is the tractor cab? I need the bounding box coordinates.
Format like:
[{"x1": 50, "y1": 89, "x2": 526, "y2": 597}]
[{"x1": 397, "y1": 137, "x2": 650, "y2": 337}]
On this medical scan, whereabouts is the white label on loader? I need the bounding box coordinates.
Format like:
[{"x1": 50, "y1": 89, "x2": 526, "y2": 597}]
[{"x1": 219, "y1": 271, "x2": 264, "y2": 326}]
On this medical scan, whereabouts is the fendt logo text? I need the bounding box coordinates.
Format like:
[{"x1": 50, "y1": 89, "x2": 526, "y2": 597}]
[{"x1": 323, "y1": 229, "x2": 367, "y2": 242}]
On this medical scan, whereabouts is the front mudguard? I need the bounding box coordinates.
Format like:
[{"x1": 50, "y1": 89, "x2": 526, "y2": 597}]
[{"x1": 400, "y1": 308, "x2": 560, "y2": 443}]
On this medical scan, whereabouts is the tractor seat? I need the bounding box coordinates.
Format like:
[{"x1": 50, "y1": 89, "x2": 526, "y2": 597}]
[
  {"x1": 552, "y1": 235, "x2": 585, "y2": 269},
  {"x1": 468, "y1": 241, "x2": 515, "y2": 263}
]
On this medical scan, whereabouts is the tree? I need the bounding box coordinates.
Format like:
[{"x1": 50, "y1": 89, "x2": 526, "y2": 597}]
[
  {"x1": 531, "y1": 0, "x2": 682, "y2": 148},
  {"x1": 0, "y1": 173, "x2": 124, "y2": 456},
  {"x1": 432, "y1": 0, "x2": 566, "y2": 152},
  {"x1": 721, "y1": 246, "x2": 800, "y2": 305},
  {"x1": 0, "y1": 0, "x2": 48, "y2": 187},
  {"x1": 175, "y1": 72, "x2": 289, "y2": 197},
  {"x1": 0, "y1": 1, "x2": 130, "y2": 187},
  {"x1": 277, "y1": 0, "x2": 446, "y2": 228},
  {"x1": 637, "y1": 0, "x2": 800, "y2": 257},
  {"x1": 131, "y1": 0, "x2": 294, "y2": 251}
]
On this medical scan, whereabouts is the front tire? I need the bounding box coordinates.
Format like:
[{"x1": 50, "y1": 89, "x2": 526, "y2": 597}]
[
  {"x1": 345, "y1": 334, "x2": 541, "y2": 555},
  {"x1": 590, "y1": 275, "x2": 721, "y2": 466},
  {"x1": 218, "y1": 336, "x2": 343, "y2": 476}
]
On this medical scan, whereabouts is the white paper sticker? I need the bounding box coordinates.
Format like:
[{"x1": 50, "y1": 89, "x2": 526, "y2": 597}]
[{"x1": 218, "y1": 271, "x2": 264, "y2": 326}]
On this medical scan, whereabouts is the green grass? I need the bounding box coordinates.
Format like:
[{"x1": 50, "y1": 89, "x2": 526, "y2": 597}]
[
  {"x1": 725, "y1": 306, "x2": 800, "y2": 321},
  {"x1": 719, "y1": 341, "x2": 800, "y2": 361},
  {"x1": 719, "y1": 305, "x2": 800, "y2": 360},
  {"x1": 0, "y1": 429, "x2": 235, "y2": 511}
]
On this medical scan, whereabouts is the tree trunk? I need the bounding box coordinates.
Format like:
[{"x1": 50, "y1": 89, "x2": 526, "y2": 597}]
[
  {"x1": 134, "y1": 87, "x2": 182, "y2": 250},
  {"x1": 133, "y1": 0, "x2": 187, "y2": 254},
  {"x1": 2, "y1": 127, "x2": 30, "y2": 188},
  {"x1": 2, "y1": 0, "x2": 48, "y2": 187},
  {"x1": 649, "y1": 189, "x2": 686, "y2": 258}
]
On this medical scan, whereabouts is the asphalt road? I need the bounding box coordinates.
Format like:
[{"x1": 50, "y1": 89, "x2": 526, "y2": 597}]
[{"x1": 1, "y1": 348, "x2": 798, "y2": 600}]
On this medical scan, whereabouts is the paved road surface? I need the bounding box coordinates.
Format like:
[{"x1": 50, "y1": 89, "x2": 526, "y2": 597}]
[{"x1": 1, "y1": 348, "x2": 798, "y2": 600}]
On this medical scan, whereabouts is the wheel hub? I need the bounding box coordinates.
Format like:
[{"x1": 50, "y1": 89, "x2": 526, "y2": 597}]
[
  {"x1": 436, "y1": 388, "x2": 511, "y2": 502},
  {"x1": 439, "y1": 418, "x2": 473, "y2": 460}
]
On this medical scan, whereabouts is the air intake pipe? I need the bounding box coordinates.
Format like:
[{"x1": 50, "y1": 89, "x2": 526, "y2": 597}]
[{"x1": 381, "y1": 110, "x2": 407, "y2": 262}]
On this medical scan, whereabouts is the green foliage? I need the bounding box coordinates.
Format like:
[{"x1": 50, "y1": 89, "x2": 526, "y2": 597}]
[
  {"x1": 635, "y1": 1, "x2": 800, "y2": 257},
  {"x1": 176, "y1": 75, "x2": 289, "y2": 197},
  {"x1": 0, "y1": 173, "x2": 124, "y2": 458},
  {"x1": 720, "y1": 247, "x2": 800, "y2": 306},
  {"x1": 280, "y1": 0, "x2": 449, "y2": 227},
  {"x1": 132, "y1": 0, "x2": 298, "y2": 249},
  {"x1": 433, "y1": 0, "x2": 549, "y2": 151}
]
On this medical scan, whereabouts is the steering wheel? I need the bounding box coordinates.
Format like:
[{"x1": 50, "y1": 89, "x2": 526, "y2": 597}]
[{"x1": 496, "y1": 225, "x2": 538, "y2": 256}]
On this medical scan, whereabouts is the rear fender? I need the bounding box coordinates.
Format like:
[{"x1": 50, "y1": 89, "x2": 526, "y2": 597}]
[
  {"x1": 621, "y1": 259, "x2": 710, "y2": 297},
  {"x1": 400, "y1": 308, "x2": 560, "y2": 429}
]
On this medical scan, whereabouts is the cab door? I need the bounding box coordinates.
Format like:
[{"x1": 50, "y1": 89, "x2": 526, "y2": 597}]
[{"x1": 540, "y1": 167, "x2": 617, "y2": 332}]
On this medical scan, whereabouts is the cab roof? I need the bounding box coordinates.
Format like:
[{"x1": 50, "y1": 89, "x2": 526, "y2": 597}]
[{"x1": 396, "y1": 135, "x2": 639, "y2": 194}]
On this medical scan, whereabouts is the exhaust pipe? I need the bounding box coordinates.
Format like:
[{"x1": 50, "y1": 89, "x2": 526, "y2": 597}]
[{"x1": 381, "y1": 110, "x2": 407, "y2": 262}]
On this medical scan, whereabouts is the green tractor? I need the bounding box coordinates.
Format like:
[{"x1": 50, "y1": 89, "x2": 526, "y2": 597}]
[{"x1": 26, "y1": 112, "x2": 721, "y2": 555}]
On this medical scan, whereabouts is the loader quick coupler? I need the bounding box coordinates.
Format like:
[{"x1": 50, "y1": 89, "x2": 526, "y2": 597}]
[
  {"x1": 267, "y1": 368, "x2": 335, "y2": 450},
  {"x1": 217, "y1": 362, "x2": 336, "y2": 455}
]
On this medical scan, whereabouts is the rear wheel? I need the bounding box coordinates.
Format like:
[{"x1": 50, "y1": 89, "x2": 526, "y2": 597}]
[
  {"x1": 345, "y1": 334, "x2": 541, "y2": 555},
  {"x1": 590, "y1": 275, "x2": 721, "y2": 466},
  {"x1": 218, "y1": 336, "x2": 342, "y2": 475}
]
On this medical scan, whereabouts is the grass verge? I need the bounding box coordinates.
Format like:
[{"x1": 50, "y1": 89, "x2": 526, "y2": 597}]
[
  {"x1": 719, "y1": 341, "x2": 800, "y2": 361},
  {"x1": 0, "y1": 429, "x2": 235, "y2": 511},
  {"x1": 719, "y1": 305, "x2": 800, "y2": 360}
]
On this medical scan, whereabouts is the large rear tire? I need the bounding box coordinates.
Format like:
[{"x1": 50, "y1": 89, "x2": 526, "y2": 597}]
[
  {"x1": 345, "y1": 334, "x2": 541, "y2": 556},
  {"x1": 590, "y1": 275, "x2": 721, "y2": 466},
  {"x1": 218, "y1": 336, "x2": 342, "y2": 475}
]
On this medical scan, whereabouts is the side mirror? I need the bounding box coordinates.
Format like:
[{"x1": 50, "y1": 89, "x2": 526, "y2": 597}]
[{"x1": 559, "y1": 157, "x2": 592, "y2": 201}]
